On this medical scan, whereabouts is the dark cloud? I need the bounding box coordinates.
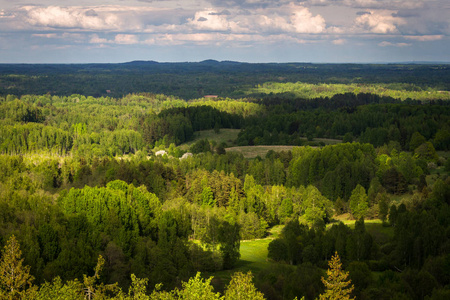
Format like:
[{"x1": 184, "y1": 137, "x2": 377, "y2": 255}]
[
  {"x1": 197, "y1": 17, "x2": 208, "y2": 21},
  {"x1": 393, "y1": 10, "x2": 421, "y2": 18},
  {"x1": 356, "y1": 11, "x2": 370, "y2": 16}
]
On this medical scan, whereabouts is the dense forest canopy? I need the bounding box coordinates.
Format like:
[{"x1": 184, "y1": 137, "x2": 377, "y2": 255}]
[
  {"x1": 1, "y1": 62, "x2": 449, "y2": 99},
  {"x1": 0, "y1": 63, "x2": 449, "y2": 299}
]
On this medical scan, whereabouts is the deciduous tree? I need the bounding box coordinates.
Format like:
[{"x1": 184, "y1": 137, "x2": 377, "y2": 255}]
[{"x1": 0, "y1": 235, "x2": 35, "y2": 299}]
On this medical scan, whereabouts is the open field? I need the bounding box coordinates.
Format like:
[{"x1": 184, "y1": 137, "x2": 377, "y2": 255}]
[
  {"x1": 179, "y1": 129, "x2": 241, "y2": 150},
  {"x1": 179, "y1": 129, "x2": 342, "y2": 157},
  {"x1": 225, "y1": 145, "x2": 296, "y2": 158},
  {"x1": 225, "y1": 139, "x2": 342, "y2": 158}
]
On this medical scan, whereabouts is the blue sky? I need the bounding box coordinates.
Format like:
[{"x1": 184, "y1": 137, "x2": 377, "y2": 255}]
[{"x1": 0, "y1": 0, "x2": 448, "y2": 63}]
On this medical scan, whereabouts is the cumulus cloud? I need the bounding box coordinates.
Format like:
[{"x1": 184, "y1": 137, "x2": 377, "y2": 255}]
[
  {"x1": 20, "y1": 5, "x2": 177, "y2": 31},
  {"x1": 209, "y1": 0, "x2": 291, "y2": 8},
  {"x1": 235, "y1": 5, "x2": 326, "y2": 34},
  {"x1": 355, "y1": 10, "x2": 405, "y2": 33},
  {"x1": 23, "y1": 6, "x2": 122, "y2": 30},
  {"x1": 1, "y1": 1, "x2": 444, "y2": 51},
  {"x1": 208, "y1": 0, "x2": 426, "y2": 10},
  {"x1": 115, "y1": 34, "x2": 139, "y2": 44},
  {"x1": 291, "y1": 6, "x2": 326, "y2": 33},
  {"x1": 188, "y1": 9, "x2": 237, "y2": 31},
  {"x1": 90, "y1": 34, "x2": 109, "y2": 44},
  {"x1": 306, "y1": 0, "x2": 426, "y2": 10}
]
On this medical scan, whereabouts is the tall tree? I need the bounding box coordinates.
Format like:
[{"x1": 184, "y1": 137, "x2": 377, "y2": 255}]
[
  {"x1": 319, "y1": 252, "x2": 354, "y2": 300},
  {"x1": 349, "y1": 184, "x2": 368, "y2": 219},
  {"x1": 0, "y1": 235, "x2": 35, "y2": 299}
]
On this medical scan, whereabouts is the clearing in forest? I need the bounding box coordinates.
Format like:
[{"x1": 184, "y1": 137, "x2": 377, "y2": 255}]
[{"x1": 179, "y1": 129, "x2": 240, "y2": 150}]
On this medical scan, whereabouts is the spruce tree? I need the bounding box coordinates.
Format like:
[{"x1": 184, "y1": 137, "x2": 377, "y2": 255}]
[{"x1": 320, "y1": 252, "x2": 354, "y2": 300}]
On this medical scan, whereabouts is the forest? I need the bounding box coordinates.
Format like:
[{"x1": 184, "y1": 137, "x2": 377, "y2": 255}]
[{"x1": 0, "y1": 62, "x2": 449, "y2": 300}]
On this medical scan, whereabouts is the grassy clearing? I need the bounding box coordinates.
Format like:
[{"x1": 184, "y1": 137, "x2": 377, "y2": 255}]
[
  {"x1": 314, "y1": 138, "x2": 342, "y2": 145},
  {"x1": 207, "y1": 226, "x2": 282, "y2": 291},
  {"x1": 208, "y1": 216, "x2": 395, "y2": 291},
  {"x1": 225, "y1": 139, "x2": 342, "y2": 159},
  {"x1": 225, "y1": 145, "x2": 296, "y2": 158},
  {"x1": 329, "y1": 215, "x2": 394, "y2": 244},
  {"x1": 388, "y1": 193, "x2": 414, "y2": 206},
  {"x1": 179, "y1": 129, "x2": 240, "y2": 150}
]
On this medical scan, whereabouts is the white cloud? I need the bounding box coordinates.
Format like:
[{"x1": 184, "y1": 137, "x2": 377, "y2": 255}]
[
  {"x1": 20, "y1": 5, "x2": 173, "y2": 31},
  {"x1": 23, "y1": 6, "x2": 121, "y2": 30},
  {"x1": 308, "y1": 0, "x2": 426, "y2": 10},
  {"x1": 90, "y1": 34, "x2": 109, "y2": 44},
  {"x1": 114, "y1": 34, "x2": 139, "y2": 44},
  {"x1": 332, "y1": 39, "x2": 346, "y2": 45},
  {"x1": 32, "y1": 33, "x2": 59, "y2": 38},
  {"x1": 236, "y1": 5, "x2": 326, "y2": 34},
  {"x1": 0, "y1": 2, "x2": 445, "y2": 54},
  {"x1": 188, "y1": 9, "x2": 237, "y2": 31},
  {"x1": 404, "y1": 35, "x2": 444, "y2": 41},
  {"x1": 291, "y1": 6, "x2": 326, "y2": 33},
  {"x1": 355, "y1": 10, "x2": 405, "y2": 33},
  {"x1": 378, "y1": 41, "x2": 411, "y2": 47},
  {"x1": 184, "y1": 5, "x2": 326, "y2": 35}
]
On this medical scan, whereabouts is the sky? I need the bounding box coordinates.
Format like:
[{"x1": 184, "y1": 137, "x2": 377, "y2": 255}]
[{"x1": 0, "y1": 0, "x2": 449, "y2": 63}]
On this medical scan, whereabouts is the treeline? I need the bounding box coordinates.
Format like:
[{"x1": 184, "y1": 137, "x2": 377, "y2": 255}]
[
  {"x1": 141, "y1": 106, "x2": 243, "y2": 146},
  {"x1": 248, "y1": 82, "x2": 450, "y2": 101},
  {"x1": 237, "y1": 96, "x2": 450, "y2": 150},
  {"x1": 0, "y1": 95, "x2": 263, "y2": 154},
  {"x1": 2, "y1": 93, "x2": 449, "y2": 156}
]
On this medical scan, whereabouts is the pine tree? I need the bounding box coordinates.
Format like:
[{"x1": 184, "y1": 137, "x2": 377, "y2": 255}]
[
  {"x1": 320, "y1": 252, "x2": 354, "y2": 300},
  {"x1": 0, "y1": 235, "x2": 35, "y2": 299}
]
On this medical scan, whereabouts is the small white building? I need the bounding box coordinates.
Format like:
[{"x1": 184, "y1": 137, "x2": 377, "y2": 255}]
[
  {"x1": 155, "y1": 150, "x2": 167, "y2": 156},
  {"x1": 180, "y1": 152, "x2": 193, "y2": 160}
]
